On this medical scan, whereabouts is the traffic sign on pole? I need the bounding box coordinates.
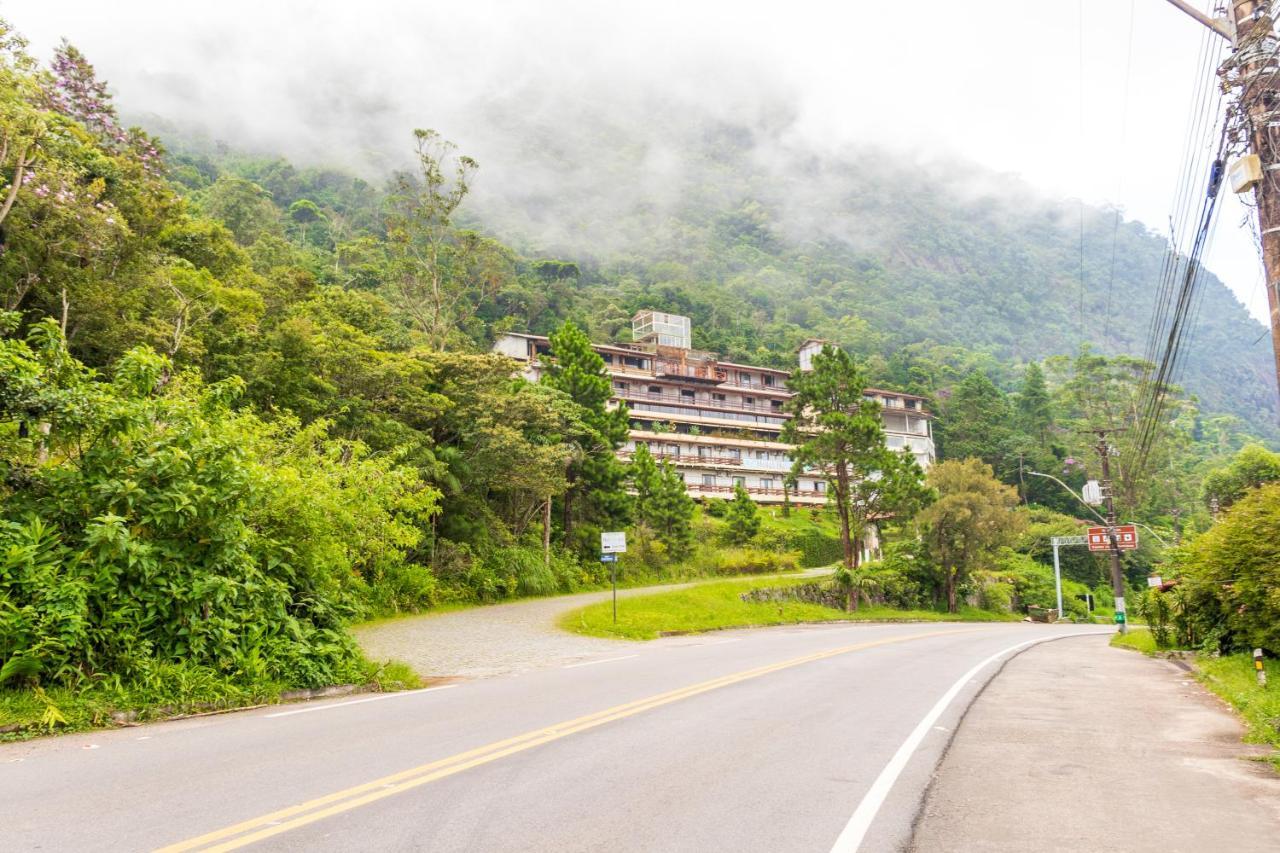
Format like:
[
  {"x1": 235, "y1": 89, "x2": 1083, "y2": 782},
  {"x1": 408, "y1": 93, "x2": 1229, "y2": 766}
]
[{"x1": 1086, "y1": 525, "x2": 1138, "y2": 552}]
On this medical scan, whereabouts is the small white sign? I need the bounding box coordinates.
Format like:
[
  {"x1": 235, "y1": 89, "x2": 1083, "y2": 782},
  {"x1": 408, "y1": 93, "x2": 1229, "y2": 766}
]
[
  {"x1": 1147, "y1": 576, "x2": 1163, "y2": 588},
  {"x1": 601, "y1": 531, "x2": 627, "y2": 554}
]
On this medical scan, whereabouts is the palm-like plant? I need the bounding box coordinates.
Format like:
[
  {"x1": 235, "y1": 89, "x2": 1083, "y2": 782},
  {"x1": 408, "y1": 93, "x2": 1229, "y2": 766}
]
[{"x1": 835, "y1": 567, "x2": 881, "y2": 612}]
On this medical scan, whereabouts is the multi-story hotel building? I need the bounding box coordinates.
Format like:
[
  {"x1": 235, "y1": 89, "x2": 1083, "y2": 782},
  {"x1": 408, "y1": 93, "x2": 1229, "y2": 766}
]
[{"x1": 493, "y1": 311, "x2": 936, "y2": 510}]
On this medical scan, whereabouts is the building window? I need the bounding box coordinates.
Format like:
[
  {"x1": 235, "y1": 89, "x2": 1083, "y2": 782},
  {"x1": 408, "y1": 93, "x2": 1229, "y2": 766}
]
[
  {"x1": 905, "y1": 399, "x2": 917, "y2": 410},
  {"x1": 738, "y1": 371, "x2": 752, "y2": 386},
  {"x1": 601, "y1": 353, "x2": 613, "y2": 363},
  {"x1": 733, "y1": 476, "x2": 746, "y2": 488},
  {"x1": 680, "y1": 389, "x2": 695, "y2": 400},
  {"x1": 744, "y1": 396, "x2": 755, "y2": 406},
  {"x1": 760, "y1": 479, "x2": 774, "y2": 490},
  {"x1": 712, "y1": 392, "x2": 726, "y2": 402},
  {"x1": 702, "y1": 474, "x2": 716, "y2": 487},
  {"x1": 648, "y1": 385, "x2": 662, "y2": 395},
  {"x1": 613, "y1": 381, "x2": 628, "y2": 392},
  {"x1": 770, "y1": 399, "x2": 782, "y2": 410},
  {"x1": 815, "y1": 481, "x2": 826, "y2": 493},
  {"x1": 763, "y1": 375, "x2": 775, "y2": 387}
]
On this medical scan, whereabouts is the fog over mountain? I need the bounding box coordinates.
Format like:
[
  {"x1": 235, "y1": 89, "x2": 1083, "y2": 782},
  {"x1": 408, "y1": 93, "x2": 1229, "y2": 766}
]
[{"x1": 6, "y1": 0, "x2": 1276, "y2": 426}]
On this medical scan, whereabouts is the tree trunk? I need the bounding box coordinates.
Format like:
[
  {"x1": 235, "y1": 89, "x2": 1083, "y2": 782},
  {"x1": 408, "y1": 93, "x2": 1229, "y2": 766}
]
[
  {"x1": 542, "y1": 497, "x2": 552, "y2": 568},
  {"x1": 945, "y1": 563, "x2": 958, "y2": 613},
  {"x1": 835, "y1": 466, "x2": 853, "y2": 569},
  {"x1": 562, "y1": 463, "x2": 576, "y2": 541}
]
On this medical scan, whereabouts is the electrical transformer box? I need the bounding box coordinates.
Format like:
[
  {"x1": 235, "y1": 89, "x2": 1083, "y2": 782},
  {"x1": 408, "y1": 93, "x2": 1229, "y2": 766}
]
[{"x1": 1229, "y1": 154, "x2": 1263, "y2": 194}]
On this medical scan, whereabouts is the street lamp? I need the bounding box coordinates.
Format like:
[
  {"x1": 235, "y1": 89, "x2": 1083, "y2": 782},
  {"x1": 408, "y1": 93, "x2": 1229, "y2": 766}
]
[{"x1": 1026, "y1": 471, "x2": 1108, "y2": 523}]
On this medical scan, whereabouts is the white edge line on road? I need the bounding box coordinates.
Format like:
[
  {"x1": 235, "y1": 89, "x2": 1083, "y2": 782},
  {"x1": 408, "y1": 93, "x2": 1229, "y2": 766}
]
[
  {"x1": 563, "y1": 654, "x2": 640, "y2": 669},
  {"x1": 264, "y1": 685, "x2": 458, "y2": 718},
  {"x1": 828, "y1": 631, "x2": 1110, "y2": 853}
]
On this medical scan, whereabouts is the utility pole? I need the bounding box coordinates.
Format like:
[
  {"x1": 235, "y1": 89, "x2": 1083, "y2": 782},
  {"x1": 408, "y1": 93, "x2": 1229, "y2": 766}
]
[
  {"x1": 1162, "y1": 1, "x2": 1280, "y2": 407},
  {"x1": 1091, "y1": 428, "x2": 1129, "y2": 634}
]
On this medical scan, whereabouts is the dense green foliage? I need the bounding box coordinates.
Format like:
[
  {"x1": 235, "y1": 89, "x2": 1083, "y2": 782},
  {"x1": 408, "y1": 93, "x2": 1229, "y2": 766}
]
[
  {"x1": 0, "y1": 317, "x2": 435, "y2": 690},
  {"x1": 630, "y1": 443, "x2": 695, "y2": 557},
  {"x1": 783, "y1": 344, "x2": 931, "y2": 568},
  {"x1": 723, "y1": 484, "x2": 762, "y2": 544},
  {"x1": 914, "y1": 460, "x2": 1025, "y2": 613},
  {"x1": 1166, "y1": 483, "x2": 1280, "y2": 655}
]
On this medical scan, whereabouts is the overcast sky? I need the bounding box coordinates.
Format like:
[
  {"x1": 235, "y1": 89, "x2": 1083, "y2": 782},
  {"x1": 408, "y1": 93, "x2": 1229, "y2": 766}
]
[{"x1": 6, "y1": 0, "x2": 1268, "y2": 323}]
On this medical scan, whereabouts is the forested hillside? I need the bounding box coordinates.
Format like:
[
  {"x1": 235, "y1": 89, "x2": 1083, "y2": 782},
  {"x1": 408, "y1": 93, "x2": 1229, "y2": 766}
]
[
  {"x1": 153, "y1": 96, "x2": 1277, "y2": 435},
  {"x1": 452, "y1": 103, "x2": 1275, "y2": 431}
]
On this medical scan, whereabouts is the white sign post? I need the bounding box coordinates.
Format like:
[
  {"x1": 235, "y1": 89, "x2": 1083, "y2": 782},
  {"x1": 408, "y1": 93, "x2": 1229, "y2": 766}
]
[
  {"x1": 601, "y1": 531, "x2": 627, "y2": 554},
  {"x1": 601, "y1": 532, "x2": 627, "y2": 622}
]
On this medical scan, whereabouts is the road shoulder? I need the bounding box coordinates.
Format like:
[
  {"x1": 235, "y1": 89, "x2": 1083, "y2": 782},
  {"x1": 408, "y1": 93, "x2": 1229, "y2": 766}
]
[{"x1": 911, "y1": 635, "x2": 1280, "y2": 853}]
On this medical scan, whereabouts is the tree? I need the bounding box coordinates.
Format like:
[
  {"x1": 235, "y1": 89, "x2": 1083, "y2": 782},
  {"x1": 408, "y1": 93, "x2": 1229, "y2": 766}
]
[
  {"x1": 197, "y1": 176, "x2": 281, "y2": 246},
  {"x1": 385, "y1": 129, "x2": 510, "y2": 348},
  {"x1": 541, "y1": 320, "x2": 630, "y2": 547},
  {"x1": 914, "y1": 459, "x2": 1024, "y2": 612},
  {"x1": 784, "y1": 344, "x2": 905, "y2": 569},
  {"x1": 631, "y1": 442, "x2": 660, "y2": 511},
  {"x1": 724, "y1": 483, "x2": 761, "y2": 543},
  {"x1": 1015, "y1": 361, "x2": 1052, "y2": 443},
  {"x1": 0, "y1": 316, "x2": 438, "y2": 688},
  {"x1": 0, "y1": 20, "x2": 45, "y2": 230},
  {"x1": 632, "y1": 445, "x2": 694, "y2": 556},
  {"x1": 288, "y1": 198, "x2": 324, "y2": 247},
  {"x1": 1175, "y1": 483, "x2": 1280, "y2": 654},
  {"x1": 940, "y1": 370, "x2": 1015, "y2": 475},
  {"x1": 1201, "y1": 444, "x2": 1280, "y2": 510},
  {"x1": 650, "y1": 462, "x2": 695, "y2": 556}
]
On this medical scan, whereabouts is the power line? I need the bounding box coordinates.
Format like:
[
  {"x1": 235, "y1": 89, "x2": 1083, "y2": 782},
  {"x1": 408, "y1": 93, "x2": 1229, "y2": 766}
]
[{"x1": 1104, "y1": 0, "x2": 1137, "y2": 343}]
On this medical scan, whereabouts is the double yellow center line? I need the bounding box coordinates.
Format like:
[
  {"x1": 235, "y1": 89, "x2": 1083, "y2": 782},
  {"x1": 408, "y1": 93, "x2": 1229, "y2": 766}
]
[{"x1": 159, "y1": 628, "x2": 971, "y2": 852}]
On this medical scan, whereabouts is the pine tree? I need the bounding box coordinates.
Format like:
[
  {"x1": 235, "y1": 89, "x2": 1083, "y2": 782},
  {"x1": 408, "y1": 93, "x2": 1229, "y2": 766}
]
[
  {"x1": 1015, "y1": 362, "x2": 1052, "y2": 444},
  {"x1": 724, "y1": 482, "x2": 761, "y2": 544},
  {"x1": 940, "y1": 371, "x2": 1015, "y2": 476},
  {"x1": 631, "y1": 442, "x2": 659, "y2": 510},
  {"x1": 651, "y1": 461, "x2": 695, "y2": 556},
  {"x1": 541, "y1": 320, "x2": 630, "y2": 545},
  {"x1": 631, "y1": 445, "x2": 694, "y2": 556},
  {"x1": 782, "y1": 344, "x2": 886, "y2": 568}
]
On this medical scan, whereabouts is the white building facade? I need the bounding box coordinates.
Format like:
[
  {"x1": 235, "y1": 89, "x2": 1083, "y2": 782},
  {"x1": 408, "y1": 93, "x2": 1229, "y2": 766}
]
[{"x1": 493, "y1": 315, "x2": 935, "y2": 507}]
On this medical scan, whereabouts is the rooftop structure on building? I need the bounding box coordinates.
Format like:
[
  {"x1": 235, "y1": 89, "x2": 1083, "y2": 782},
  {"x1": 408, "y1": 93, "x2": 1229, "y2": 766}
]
[{"x1": 494, "y1": 312, "x2": 935, "y2": 544}]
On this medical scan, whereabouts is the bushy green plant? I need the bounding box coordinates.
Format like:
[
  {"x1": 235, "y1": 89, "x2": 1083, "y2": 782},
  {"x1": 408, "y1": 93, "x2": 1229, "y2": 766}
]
[
  {"x1": 703, "y1": 498, "x2": 728, "y2": 518},
  {"x1": 724, "y1": 484, "x2": 761, "y2": 543},
  {"x1": 1170, "y1": 483, "x2": 1280, "y2": 654},
  {"x1": 0, "y1": 322, "x2": 437, "y2": 689},
  {"x1": 687, "y1": 547, "x2": 799, "y2": 576}
]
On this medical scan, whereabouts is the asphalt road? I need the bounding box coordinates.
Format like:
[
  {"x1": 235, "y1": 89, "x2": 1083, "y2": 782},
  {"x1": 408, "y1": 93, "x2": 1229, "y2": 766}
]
[{"x1": 0, "y1": 622, "x2": 1106, "y2": 852}]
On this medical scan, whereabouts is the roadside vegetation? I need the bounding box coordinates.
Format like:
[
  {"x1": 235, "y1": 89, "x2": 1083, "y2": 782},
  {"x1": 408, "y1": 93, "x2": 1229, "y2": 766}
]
[{"x1": 560, "y1": 577, "x2": 1019, "y2": 641}]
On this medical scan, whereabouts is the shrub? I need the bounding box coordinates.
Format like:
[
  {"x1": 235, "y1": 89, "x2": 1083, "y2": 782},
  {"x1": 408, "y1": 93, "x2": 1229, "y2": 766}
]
[
  {"x1": 687, "y1": 547, "x2": 800, "y2": 576},
  {"x1": 724, "y1": 484, "x2": 761, "y2": 543},
  {"x1": 0, "y1": 325, "x2": 437, "y2": 690},
  {"x1": 1173, "y1": 483, "x2": 1280, "y2": 654}
]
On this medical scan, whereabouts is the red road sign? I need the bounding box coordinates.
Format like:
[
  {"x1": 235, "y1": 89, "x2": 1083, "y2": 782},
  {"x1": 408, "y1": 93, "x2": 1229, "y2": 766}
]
[{"x1": 1087, "y1": 525, "x2": 1139, "y2": 552}]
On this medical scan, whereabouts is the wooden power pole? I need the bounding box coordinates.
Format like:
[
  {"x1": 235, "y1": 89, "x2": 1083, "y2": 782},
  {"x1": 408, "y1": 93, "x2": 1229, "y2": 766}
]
[
  {"x1": 1163, "y1": 1, "x2": 1280, "y2": 408},
  {"x1": 1091, "y1": 429, "x2": 1130, "y2": 634}
]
